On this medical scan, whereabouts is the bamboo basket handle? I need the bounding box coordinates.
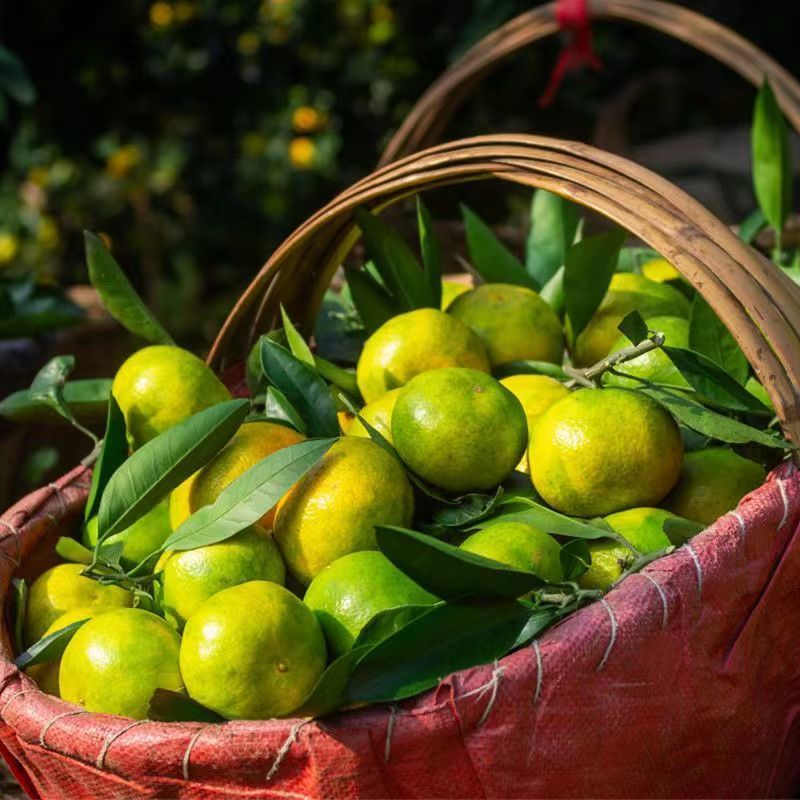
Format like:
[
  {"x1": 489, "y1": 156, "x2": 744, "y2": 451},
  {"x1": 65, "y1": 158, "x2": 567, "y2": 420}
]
[
  {"x1": 208, "y1": 134, "x2": 800, "y2": 450},
  {"x1": 379, "y1": 0, "x2": 800, "y2": 166}
]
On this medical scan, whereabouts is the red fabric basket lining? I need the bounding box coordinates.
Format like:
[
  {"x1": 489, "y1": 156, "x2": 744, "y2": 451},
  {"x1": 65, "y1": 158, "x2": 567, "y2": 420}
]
[{"x1": 2, "y1": 460, "x2": 800, "y2": 798}]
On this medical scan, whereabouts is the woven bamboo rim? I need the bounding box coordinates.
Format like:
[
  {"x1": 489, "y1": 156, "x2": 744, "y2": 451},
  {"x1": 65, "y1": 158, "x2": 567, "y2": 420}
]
[
  {"x1": 380, "y1": 0, "x2": 800, "y2": 165},
  {"x1": 208, "y1": 133, "x2": 800, "y2": 450}
]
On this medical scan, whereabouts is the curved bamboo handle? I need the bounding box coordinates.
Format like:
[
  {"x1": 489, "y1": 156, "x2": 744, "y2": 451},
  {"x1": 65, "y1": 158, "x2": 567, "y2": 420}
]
[
  {"x1": 208, "y1": 133, "x2": 800, "y2": 449},
  {"x1": 379, "y1": 0, "x2": 800, "y2": 165}
]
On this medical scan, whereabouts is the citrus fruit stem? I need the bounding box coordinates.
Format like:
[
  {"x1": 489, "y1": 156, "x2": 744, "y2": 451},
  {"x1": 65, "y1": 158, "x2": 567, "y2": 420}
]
[
  {"x1": 568, "y1": 331, "x2": 666, "y2": 387},
  {"x1": 610, "y1": 544, "x2": 676, "y2": 590}
]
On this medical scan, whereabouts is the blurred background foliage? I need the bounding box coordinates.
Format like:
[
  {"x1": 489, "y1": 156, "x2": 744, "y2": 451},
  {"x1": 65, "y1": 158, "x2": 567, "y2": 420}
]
[{"x1": 0, "y1": 0, "x2": 798, "y2": 348}]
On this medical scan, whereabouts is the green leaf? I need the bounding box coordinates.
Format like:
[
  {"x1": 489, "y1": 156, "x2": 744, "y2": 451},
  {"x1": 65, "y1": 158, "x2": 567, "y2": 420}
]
[
  {"x1": 539, "y1": 265, "x2": 565, "y2": 313},
  {"x1": 564, "y1": 229, "x2": 626, "y2": 340},
  {"x1": 417, "y1": 196, "x2": 443, "y2": 308},
  {"x1": 55, "y1": 537, "x2": 93, "y2": 565},
  {"x1": 752, "y1": 80, "x2": 792, "y2": 247},
  {"x1": 162, "y1": 438, "x2": 335, "y2": 551},
  {"x1": 296, "y1": 646, "x2": 372, "y2": 718},
  {"x1": 0, "y1": 379, "x2": 110, "y2": 425},
  {"x1": 29, "y1": 356, "x2": 76, "y2": 424},
  {"x1": 492, "y1": 360, "x2": 568, "y2": 380},
  {"x1": 345, "y1": 268, "x2": 396, "y2": 334},
  {"x1": 688, "y1": 294, "x2": 749, "y2": 385},
  {"x1": 352, "y1": 604, "x2": 436, "y2": 650},
  {"x1": 738, "y1": 209, "x2": 767, "y2": 244},
  {"x1": 429, "y1": 487, "x2": 504, "y2": 528},
  {"x1": 84, "y1": 396, "x2": 128, "y2": 521},
  {"x1": 314, "y1": 357, "x2": 360, "y2": 399},
  {"x1": 511, "y1": 608, "x2": 561, "y2": 648},
  {"x1": 147, "y1": 689, "x2": 223, "y2": 723},
  {"x1": 375, "y1": 525, "x2": 543, "y2": 599},
  {"x1": 461, "y1": 204, "x2": 537, "y2": 290},
  {"x1": 97, "y1": 399, "x2": 249, "y2": 540},
  {"x1": 526, "y1": 190, "x2": 581, "y2": 287},
  {"x1": 11, "y1": 578, "x2": 26, "y2": 656},
  {"x1": 640, "y1": 386, "x2": 791, "y2": 449},
  {"x1": 662, "y1": 346, "x2": 768, "y2": 413},
  {"x1": 484, "y1": 496, "x2": 616, "y2": 540},
  {"x1": 280, "y1": 305, "x2": 315, "y2": 365},
  {"x1": 663, "y1": 517, "x2": 705, "y2": 546},
  {"x1": 354, "y1": 207, "x2": 430, "y2": 310},
  {"x1": 560, "y1": 539, "x2": 591, "y2": 581},
  {"x1": 617, "y1": 310, "x2": 649, "y2": 345},
  {"x1": 14, "y1": 620, "x2": 88, "y2": 669},
  {"x1": 263, "y1": 386, "x2": 307, "y2": 434},
  {"x1": 260, "y1": 338, "x2": 339, "y2": 437},
  {"x1": 85, "y1": 231, "x2": 175, "y2": 345},
  {"x1": 0, "y1": 45, "x2": 36, "y2": 105},
  {"x1": 345, "y1": 599, "x2": 532, "y2": 704}
]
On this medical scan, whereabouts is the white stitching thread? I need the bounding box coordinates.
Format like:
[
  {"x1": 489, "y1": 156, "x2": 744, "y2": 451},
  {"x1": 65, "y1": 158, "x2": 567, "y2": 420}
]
[
  {"x1": 266, "y1": 720, "x2": 309, "y2": 782},
  {"x1": 96, "y1": 720, "x2": 148, "y2": 770},
  {"x1": 1, "y1": 689, "x2": 40, "y2": 719},
  {"x1": 0, "y1": 519, "x2": 22, "y2": 567},
  {"x1": 684, "y1": 543, "x2": 703, "y2": 598},
  {"x1": 39, "y1": 710, "x2": 87, "y2": 748},
  {"x1": 48, "y1": 484, "x2": 67, "y2": 515},
  {"x1": 777, "y1": 479, "x2": 790, "y2": 530},
  {"x1": 596, "y1": 599, "x2": 618, "y2": 672},
  {"x1": 182, "y1": 727, "x2": 207, "y2": 781},
  {"x1": 475, "y1": 663, "x2": 504, "y2": 727},
  {"x1": 532, "y1": 640, "x2": 544, "y2": 705},
  {"x1": 384, "y1": 705, "x2": 398, "y2": 763},
  {"x1": 728, "y1": 510, "x2": 747, "y2": 541},
  {"x1": 640, "y1": 572, "x2": 669, "y2": 629}
]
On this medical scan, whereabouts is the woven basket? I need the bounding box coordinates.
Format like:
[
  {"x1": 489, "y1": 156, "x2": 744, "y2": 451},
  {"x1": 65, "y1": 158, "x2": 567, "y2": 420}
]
[
  {"x1": 3, "y1": 135, "x2": 800, "y2": 798},
  {"x1": 379, "y1": 0, "x2": 800, "y2": 166}
]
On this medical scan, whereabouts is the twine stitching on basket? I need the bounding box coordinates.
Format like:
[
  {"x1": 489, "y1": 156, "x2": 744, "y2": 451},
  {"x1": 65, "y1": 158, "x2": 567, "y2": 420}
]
[
  {"x1": 728, "y1": 510, "x2": 747, "y2": 541},
  {"x1": 182, "y1": 727, "x2": 208, "y2": 781},
  {"x1": 1, "y1": 690, "x2": 40, "y2": 720},
  {"x1": 39, "y1": 710, "x2": 87, "y2": 749},
  {"x1": 684, "y1": 543, "x2": 703, "y2": 599},
  {"x1": 455, "y1": 660, "x2": 505, "y2": 727},
  {"x1": 531, "y1": 640, "x2": 544, "y2": 705},
  {"x1": 384, "y1": 704, "x2": 398, "y2": 762},
  {"x1": 267, "y1": 720, "x2": 309, "y2": 782},
  {"x1": 640, "y1": 573, "x2": 669, "y2": 629},
  {"x1": 596, "y1": 599, "x2": 618, "y2": 672},
  {"x1": 96, "y1": 720, "x2": 149, "y2": 770},
  {"x1": 777, "y1": 479, "x2": 790, "y2": 530},
  {"x1": 48, "y1": 483, "x2": 67, "y2": 516},
  {"x1": 0, "y1": 519, "x2": 22, "y2": 567}
]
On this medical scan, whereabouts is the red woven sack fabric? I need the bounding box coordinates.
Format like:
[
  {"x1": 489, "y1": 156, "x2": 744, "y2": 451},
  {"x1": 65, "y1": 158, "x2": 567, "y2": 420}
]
[{"x1": 2, "y1": 461, "x2": 800, "y2": 799}]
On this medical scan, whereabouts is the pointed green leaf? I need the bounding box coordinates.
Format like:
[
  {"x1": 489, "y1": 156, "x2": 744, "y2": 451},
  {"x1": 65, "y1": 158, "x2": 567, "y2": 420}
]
[
  {"x1": 564, "y1": 229, "x2": 626, "y2": 340},
  {"x1": 511, "y1": 607, "x2": 561, "y2": 648},
  {"x1": 345, "y1": 599, "x2": 532, "y2": 703},
  {"x1": 560, "y1": 539, "x2": 591, "y2": 581},
  {"x1": 85, "y1": 231, "x2": 175, "y2": 345},
  {"x1": 688, "y1": 294, "x2": 749, "y2": 385},
  {"x1": 354, "y1": 207, "x2": 429, "y2": 310},
  {"x1": 296, "y1": 646, "x2": 372, "y2": 718},
  {"x1": 493, "y1": 360, "x2": 568, "y2": 380},
  {"x1": 14, "y1": 619, "x2": 89, "y2": 669},
  {"x1": 11, "y1": 578, "x2": 26, "y2": 656},
  {"x1": 352, "y1": 604, "x2": 436, "y2": 650},
  {"x1": 526, "y1": 190, "x2": 581, "y2": 286},
  {"x1": 29, "y1": 356, "x2": 76, "y2": 424},
  {"x1": 375, "y1": 525, "x2": 543, "y2": 599},
  {"x1": 663, "y1": 516, "x2": 705, "y2": 546},
  {"x1": 461, "y1": 204, "x2": 537, "y2": 289},
  {"x1": 261, "y1": 338, "x2": 339, "y2": 437},
  {"x1": 345, "y1": 268, "x2": 396, "y2": 334},
  {"x1": 55, "y1": 537, "x2": 93, "y2": 565},
  {"x1": 0, "y1": 379, "x2": 110, "y2": 425},
  {"x1": 263, "y1": 386, "x2": 306, "y2": 434},
  {"x1": 752, "y1": 80, "x2": 792, "y2": 245},
  {"x1": 163, "y1": 438, "x2": 335, "y2": 551},
  {"x1": 84, "y1": 395, "x2": 128, "y2": 521},
  {"x1": 738, "y1": 209, "x2": 767, "y2": 244},
  {"x1": 280, "y1": 305, "x2": 315, "y2": 365},
  {"x1": 618, "y1": 310, "x2": 649, "y2": 345},
  {"x1": 97, "y1": 399, "x2": 249, "y2": 540},
  {"x1": 417, "y1": 196, "x2": 442, "y2": 308}
]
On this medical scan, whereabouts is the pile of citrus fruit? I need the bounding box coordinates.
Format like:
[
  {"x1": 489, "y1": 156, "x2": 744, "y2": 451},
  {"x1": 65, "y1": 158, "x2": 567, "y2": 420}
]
[{"x1": 8, "y1": 203, "x2": 783, "y2": 724}]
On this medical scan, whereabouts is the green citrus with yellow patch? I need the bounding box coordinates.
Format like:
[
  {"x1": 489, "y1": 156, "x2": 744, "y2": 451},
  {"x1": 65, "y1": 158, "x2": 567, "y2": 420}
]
[
  {"x1": 170, "y1": 421, "x2": 305, "y2": 531},
  {"x1": 441, "y1": 278, "x2": 471, "y2": 310},
  {"x1": 571, "y1": 273, "x2": 690, "y2": 367},
  {"x1": 156, "y1": 524, "x2": 285, "y2": 628},
  {"x1": 59, "y1": 608, "x2": 183, "y2": 719},
  {"x1": 392, "y1": 367, "x2": 527, "y2": 492},
  {"x1": 274, "y1": 437, "x2": 414, "y2": 585},
  {"x1": 356, "y1": 308, "x2": 489, "y2": 402},
  {"x1": 304, "y1": 551, "x2": 437, "y2": 656},
  {"x1": 179, "y1": 580, "x2": 326, "y2": 719},
  {"x1": 448, "y1": 283, "x2": 564, "y2": 367},
  {"x1": 24, "y1": 563, "x2": 132, "y2": 647},
  {"x1": 662, "y1": 447, "x2": 765, "y2": 525},
  {"x1": 529, "y1": 388, "x2": 683, "y2": 517},
  {"x1": 460, "y1": 521, "x2": 563, "y2": 583},
  {"x1": 348, "y1": 388, "x2": 401, "y2": 444},
  {"x1": 112, "y1": 345, "x2": 231, "y2": 449}
]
